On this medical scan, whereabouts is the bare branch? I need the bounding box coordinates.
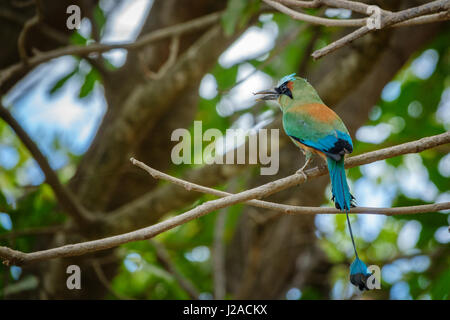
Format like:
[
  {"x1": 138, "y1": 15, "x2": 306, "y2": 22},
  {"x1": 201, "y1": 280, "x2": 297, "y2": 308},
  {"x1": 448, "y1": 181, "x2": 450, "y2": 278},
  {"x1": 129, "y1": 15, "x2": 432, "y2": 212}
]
[
  {"x1": 17, "y1": 15, "x2": 39, "y2": 63},
  {"x1": 17, "y1": 0, "x2": 44, "y2": 63},
  {"x1": 277, "y1": 0, "x2": 322, "y2": 9},
  {"x1": 0, "y1": 104, "x2": 94, "y2": 225},
  {"x1": 313, "y1": 0, "x2": 450, "y2": 59},
  {"x1": 0, "y1": 132, "x2": 448, "y2": 266},
  {"x1": 278, "y1": 0, "x2": 371, "y2": 14},
  {"x1": 320, "y1": 0, "x2": 373, "y2": 14},
  {"x1": 263, "y1": 0, "x2": 367, "y2": 27},
  {"x1": 392, "y1": 10, "x2": 450, "y2": 27},
  {"x1": 0, "y1": 11, "x2": 222, "y2": 89},
  {"x1": 130, "y1": 131, "x2": 450, "y2": 216},
  {"x1": 11, "y1": 0, "x2": 36, "y2": 8},
  {"x1": 263, "y1": 0, "x2": 450, "y2": 59},
  {"x1": 311, "y1": 25, "x2": 368, "y2": 59},
  {"x1": 146, "y1": 36, "x2": 180, "y2": 80}
]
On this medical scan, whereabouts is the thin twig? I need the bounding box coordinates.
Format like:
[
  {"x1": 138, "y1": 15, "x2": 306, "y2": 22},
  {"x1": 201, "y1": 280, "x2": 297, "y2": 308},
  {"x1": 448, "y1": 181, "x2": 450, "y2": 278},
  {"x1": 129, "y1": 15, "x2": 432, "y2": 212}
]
[
  {"x1": 150, "y1": 240, "x2": 200, "y2": 299},
  {"x1": 277, "y1": 0, "x2": 322, "y2": 10},
  {"x1": 0, "y1": 132, "x2": 448, "y2": 266},
  {"x1": 17, "y1": 0, "x2": 44, "y2": 64},
  {"x1": 0, "y1": 7, "x2": 68, "y2": 45},
  {"x1": 11, "y1": 0, "x2": 36, "y2": 8},
  {"x1": 264, "y1": 0, "x2": 450, "y2": 59},
  {"x1": 392, "y1": 10, "x2": 450, "y2": 27},
  {"x1": 146, "y1": 36, "x2": 180, "y2": 80},
  {"x1": 0, "y1": 104, "x2": 94, "y2": 225},
  {"x1": 0, "y1": 11, "x2": 222, "y2": 88},
  {"x1": 263, "y1": 0, "x2": 367, "y2": 27},
  {"x1": 92, "y1": 260, "x2": 134, "y2": 300},
  {"x1": 313, "y1": 0, "x2": 450, "y2": 59},
  {"x1": 312, "y1": 25, "x2": 368, "y2": 59},
  {"x1": 278, "y1": 0, "x2": 371, "y2": 14},
  {"x1": 17, "y1": 15, "x2": 39, "y2": 63}
]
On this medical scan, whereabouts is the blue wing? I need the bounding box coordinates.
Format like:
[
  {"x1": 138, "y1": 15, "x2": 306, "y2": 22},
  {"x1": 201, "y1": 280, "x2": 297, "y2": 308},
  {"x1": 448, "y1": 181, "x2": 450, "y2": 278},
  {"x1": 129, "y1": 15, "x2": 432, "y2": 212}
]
[
  {"x1": 300, "y1": 130, "x2": 352, "y2": 156},
  {"x1": 282, "y1": 105, "x2": 354, "y2": 160},
  {"x1": 290, "y1": 132, "x2": 352, "y2": 161}
]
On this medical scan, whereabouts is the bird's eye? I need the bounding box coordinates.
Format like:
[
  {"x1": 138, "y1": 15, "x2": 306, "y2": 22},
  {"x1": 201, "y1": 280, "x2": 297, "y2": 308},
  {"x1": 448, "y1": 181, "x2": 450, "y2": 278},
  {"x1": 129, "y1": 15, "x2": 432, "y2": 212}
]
[{"x1": 275, "y1": 82, "x2": 293, "y2": 99}]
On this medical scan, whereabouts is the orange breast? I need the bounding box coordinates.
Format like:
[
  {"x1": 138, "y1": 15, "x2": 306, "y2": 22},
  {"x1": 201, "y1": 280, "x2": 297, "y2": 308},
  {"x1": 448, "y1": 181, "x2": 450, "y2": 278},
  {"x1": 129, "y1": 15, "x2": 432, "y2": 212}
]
[{"x1": 290, "y1": 103, "x2": 339, "y2": 123}]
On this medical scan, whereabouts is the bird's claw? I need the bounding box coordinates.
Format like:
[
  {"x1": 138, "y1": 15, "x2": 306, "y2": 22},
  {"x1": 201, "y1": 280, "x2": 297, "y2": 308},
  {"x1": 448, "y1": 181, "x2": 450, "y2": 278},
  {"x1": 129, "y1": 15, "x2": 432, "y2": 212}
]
[{"x1": 296, "y1": 169, "x2": 308, "y2": 181}]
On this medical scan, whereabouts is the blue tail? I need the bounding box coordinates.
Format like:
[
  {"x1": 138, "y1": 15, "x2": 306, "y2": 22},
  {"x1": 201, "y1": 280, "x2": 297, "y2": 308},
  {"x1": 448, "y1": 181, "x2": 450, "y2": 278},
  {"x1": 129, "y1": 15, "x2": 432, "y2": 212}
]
[
  {"x1": 327, "y1": 157, "x2": 371, "y2": 290},
  {"x1": 350, "y1": 258, "x2": 371, "y2": 290},
  {"x1": 326, "y1": 157, "x2": 352, "y2": 211}
]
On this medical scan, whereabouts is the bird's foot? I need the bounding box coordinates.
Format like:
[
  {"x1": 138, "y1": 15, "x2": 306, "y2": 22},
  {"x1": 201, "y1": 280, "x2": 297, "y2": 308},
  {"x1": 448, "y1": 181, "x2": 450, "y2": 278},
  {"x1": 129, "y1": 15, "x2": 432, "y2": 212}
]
[
  {"x1": 295, "y1": 157, "x2": 311, "y2": 181},
  {"x1": 296, "y1": 168, "x2": 308, "y2": 181}
]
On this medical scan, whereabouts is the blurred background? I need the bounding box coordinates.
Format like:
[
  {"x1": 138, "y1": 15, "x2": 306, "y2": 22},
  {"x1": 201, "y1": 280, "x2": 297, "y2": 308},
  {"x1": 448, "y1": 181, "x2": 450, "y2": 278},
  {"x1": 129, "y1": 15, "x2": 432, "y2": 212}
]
[{"x1": 0, "y1": 0, "x2": 449, "y2": 299}]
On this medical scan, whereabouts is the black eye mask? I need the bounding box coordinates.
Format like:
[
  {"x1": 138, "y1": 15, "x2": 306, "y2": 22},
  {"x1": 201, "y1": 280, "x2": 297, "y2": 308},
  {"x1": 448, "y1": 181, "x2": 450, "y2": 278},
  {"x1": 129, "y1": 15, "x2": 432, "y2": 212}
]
[{"x1": 275, "y1": 82, "x2": 293, "y2": 99}]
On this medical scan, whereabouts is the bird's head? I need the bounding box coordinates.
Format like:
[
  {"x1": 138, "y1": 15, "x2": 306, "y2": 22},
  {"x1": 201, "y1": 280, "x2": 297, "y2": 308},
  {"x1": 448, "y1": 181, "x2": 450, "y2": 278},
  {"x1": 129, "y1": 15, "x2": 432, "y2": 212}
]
[{"x1": 254, "y1": 73, "x2": 320, "y2": 110}]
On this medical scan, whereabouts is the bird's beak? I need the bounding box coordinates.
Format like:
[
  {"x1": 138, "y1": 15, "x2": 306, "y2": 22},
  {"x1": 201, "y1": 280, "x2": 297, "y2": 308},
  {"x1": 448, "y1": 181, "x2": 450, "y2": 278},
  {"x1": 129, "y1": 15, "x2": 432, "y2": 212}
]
[{"x1": 253, "y1": 89, "x2": 279, "y2": 101}]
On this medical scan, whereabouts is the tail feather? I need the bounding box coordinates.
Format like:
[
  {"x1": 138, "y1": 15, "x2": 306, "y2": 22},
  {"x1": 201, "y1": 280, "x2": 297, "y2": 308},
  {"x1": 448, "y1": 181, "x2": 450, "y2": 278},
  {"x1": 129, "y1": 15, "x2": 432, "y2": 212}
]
[
  {"x1": 327, "y1": 157, "x2": 372, "y2": 290},
  {"x1": 327, "y1": 157, "x2": 352, "y2": 210},
  {"x1": 350, "y1": 258, "x2": 371, "y2": 291}
]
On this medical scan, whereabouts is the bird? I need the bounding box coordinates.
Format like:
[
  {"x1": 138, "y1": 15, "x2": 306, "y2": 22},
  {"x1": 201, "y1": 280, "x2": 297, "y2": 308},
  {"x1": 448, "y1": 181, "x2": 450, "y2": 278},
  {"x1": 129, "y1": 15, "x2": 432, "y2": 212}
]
[{"x1": 255, "y1": 73, "x2": 371, "y2": 290}]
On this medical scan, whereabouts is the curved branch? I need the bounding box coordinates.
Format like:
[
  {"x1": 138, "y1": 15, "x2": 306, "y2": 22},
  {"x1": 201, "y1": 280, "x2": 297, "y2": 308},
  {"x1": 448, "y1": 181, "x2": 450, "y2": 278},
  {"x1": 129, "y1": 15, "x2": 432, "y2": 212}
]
[
  {"x1": 264, "y1": 0, "x2": 450, "y2": 59},
  {"x1": 263, "y1": 0, "x2": 367, "y2": 27},
  {"x1": 278, "y1": 0, "x2": 371, "y2": 14},
  {"x1": 0, "y1": 131, "x2": 448, "y2": 266},
  {"x1": 129, "y1": 156, "x2": 450, "y2": 216},
  {"x1": 0, "y1": 104, "x2": 94, "y2": 225}
]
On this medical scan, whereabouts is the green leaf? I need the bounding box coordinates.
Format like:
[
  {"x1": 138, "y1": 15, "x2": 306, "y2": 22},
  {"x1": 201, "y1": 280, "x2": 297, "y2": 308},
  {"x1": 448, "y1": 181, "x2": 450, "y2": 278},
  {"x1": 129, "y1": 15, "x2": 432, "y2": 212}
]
[
  {"x1": 48, "y1": 68, "x2": 78, "y2": 95},
  {"x1": 70, "y1": 31, "x2": 88, "y2": 45},
  {"x1": 78, "y1": 68, "x2": 101, "y2": 99},
  {"x1": 93, "y1": 5, "x2": 107, "y2": 36}
]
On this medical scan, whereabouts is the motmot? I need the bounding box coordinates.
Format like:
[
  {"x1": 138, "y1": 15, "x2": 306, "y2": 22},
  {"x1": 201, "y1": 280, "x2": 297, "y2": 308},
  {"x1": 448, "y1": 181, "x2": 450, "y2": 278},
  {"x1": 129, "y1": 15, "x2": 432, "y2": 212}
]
[{"x1": 255, "y1": 73, "x2": 371, "y2": 290}]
